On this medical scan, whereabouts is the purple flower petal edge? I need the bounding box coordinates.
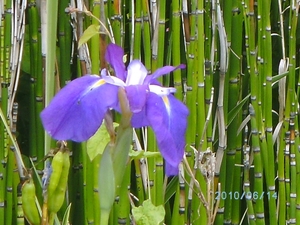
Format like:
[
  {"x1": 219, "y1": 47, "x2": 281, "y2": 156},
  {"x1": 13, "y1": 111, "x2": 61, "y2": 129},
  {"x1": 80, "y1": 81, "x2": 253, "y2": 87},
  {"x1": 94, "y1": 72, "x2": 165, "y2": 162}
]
[{"x1": 40, "y1": 75, "x2": 119, "y2": 142}]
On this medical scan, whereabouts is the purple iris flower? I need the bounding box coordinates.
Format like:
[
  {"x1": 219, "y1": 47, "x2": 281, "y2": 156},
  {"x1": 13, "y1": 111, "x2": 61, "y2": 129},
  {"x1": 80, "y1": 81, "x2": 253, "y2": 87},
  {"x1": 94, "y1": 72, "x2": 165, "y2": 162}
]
[{"x1": 40, "y1": 43, "x2": 189, "y2": 175}]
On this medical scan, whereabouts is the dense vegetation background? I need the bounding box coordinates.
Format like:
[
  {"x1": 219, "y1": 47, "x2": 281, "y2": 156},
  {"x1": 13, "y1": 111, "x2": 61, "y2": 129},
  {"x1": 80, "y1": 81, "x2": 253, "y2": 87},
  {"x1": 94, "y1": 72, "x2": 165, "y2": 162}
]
[{"x1": 0, "y1": 0, "x2": 299, "y2": 224}]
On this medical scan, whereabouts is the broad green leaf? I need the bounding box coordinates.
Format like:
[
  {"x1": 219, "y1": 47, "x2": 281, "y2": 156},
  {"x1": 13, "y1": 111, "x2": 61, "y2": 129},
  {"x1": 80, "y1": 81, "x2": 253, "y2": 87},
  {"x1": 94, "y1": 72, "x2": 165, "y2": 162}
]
[
  {"x1": 98, "y1": 145, "x2": 115, "y2": 224},
  {"x1": 132, "y1": 199, "x2": 165, "y2": 225},
  {"x1": 78, "y1": 24, "x2": 101, "y2": 48},
  {"x1": 87, "y1": 122, "x2": 118, "y2": 161},
  {"x1": 129, "y1": 150, "x2": 161, "y2": 159}
]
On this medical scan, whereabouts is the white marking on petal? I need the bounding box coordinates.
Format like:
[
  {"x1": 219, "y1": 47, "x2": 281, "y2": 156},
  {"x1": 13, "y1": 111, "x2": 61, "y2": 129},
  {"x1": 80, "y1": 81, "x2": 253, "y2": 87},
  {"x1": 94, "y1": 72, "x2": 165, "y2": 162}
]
[
  {"x1": 126, "y1": 60, "x2": 148, "y2": 85},
  {"x1": 149, "y1": 85, "x2": 176, "y2": 96}
]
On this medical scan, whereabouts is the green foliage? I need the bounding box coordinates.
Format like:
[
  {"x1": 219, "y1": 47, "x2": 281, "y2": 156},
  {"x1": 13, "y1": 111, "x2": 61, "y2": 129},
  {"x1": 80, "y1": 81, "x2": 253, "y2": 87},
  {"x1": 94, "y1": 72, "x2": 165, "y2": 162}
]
[
  {"x1": 87, "y1": 122, "x2": 118, "y2": 161},
  {"x1": 78, "y1": 24, "x2": 101, "y2": 48},
  {"x1": 132, "y1": 199, "x2": 165, "y2": 225}
]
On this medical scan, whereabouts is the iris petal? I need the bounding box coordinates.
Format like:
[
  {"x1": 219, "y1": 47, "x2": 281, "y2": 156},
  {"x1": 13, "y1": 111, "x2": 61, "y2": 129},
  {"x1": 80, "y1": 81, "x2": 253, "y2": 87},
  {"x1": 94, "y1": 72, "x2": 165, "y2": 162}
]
[
  {"x1": 145, "y1": 93, "x2": 189, "y2": 175},
  {"x1": 40, "y1": 75, "x2": 119, "y2": 142},
  {"x1": 105, "y1": 44, "x2": 126, "y2": 80},
  {"x1": 126, "y1": 60, "x2": 148, "y2": 85},
  {"x1": 144, "y1": 64, "x2": 186, "y2": 84},
  {"x1": 131, "y1": 108, "x2": 150, "y2": 128},
  {"x1": 125, "y1": 85, "x2": 148, "y2": 113}
]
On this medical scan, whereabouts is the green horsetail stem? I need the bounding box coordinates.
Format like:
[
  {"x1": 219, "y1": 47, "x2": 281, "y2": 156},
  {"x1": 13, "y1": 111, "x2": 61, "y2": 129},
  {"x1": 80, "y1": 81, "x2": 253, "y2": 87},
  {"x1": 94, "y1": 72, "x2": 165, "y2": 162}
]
[
  {"x1": 90, "y1": 0, "x2": 101, "y2": 74},
  {"x1": 225, "y1": 0, "x2": 243, "y2": 223},
  {"x1": 171, "y1": 0, "x2": 183, "y2": 99},
  {"x1": 133, "y1": 0, "x2": 141, "y2": 60},
  {"x1": 259, "y1": 0, "x2": 277, "y2": 223},
  {"x1": 141, "y1": 0, "x2": 151, "y2": 70},
  {"x1": 249, "y1": 105, "x2": 265, "y2": 225},
  {"x1": 243, "y1": 143, "x2": 256, "y2": 225},
  {"x1": 289, "y1": 114, "x2": 297, "y2": 223},
  {"x1": 0, "y1": 2, "x2": 7, "y2": 225}
]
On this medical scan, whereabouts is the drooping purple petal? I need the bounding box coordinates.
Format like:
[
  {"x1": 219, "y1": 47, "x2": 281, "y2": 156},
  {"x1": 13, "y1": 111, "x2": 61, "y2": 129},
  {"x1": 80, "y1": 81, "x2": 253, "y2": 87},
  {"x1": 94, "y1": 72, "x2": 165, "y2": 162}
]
[
  {"x1": 143, "y1": 64, "x2": 186, "y2": 85},
  {"x1": 40, "y1": 75, "x2": 119, "y2": 142},
  {"x1": 105, "y1": 44, "x2": 126, "y2": 81},
  {"x1": 131, "y1": 108, "x2": 150, "y2": 128},
  {"x1": 125, "y1": 85, "x2": 149, "y2": 113},
  {"x1": 145, "y1": 93, "x2": 189, "y2": 176}
]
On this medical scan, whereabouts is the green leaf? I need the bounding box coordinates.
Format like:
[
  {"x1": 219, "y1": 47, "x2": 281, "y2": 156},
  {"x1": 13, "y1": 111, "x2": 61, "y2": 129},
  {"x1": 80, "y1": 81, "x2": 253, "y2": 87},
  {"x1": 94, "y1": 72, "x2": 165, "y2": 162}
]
[
  {"x1": 112, "y1": 126, "x2": 133, "y2": 189},
  {"x1": 62, "y1": 203, "x2": 72, "y2": 225},
  {"x1": 164, "y1": 176, "x2": 178, "y2": 204},
  {"x1": 78, "y1": 24, "x2": 101, "y2": 48},
  {"x1": 129, "y1": 150, "x2": 161, "y2": 159},
  {"x1": 98, "y1": 145, "x2": 115, "y2": 224},
  {"x1": 227, "y1": 93, "x2": 250, "y2": 128},
  {"x1": 132, "y1": 199, "x2": 165, "y2": 225},
  {"x1": 87, "y1": 122, "x2": 118, "y2": 161}
]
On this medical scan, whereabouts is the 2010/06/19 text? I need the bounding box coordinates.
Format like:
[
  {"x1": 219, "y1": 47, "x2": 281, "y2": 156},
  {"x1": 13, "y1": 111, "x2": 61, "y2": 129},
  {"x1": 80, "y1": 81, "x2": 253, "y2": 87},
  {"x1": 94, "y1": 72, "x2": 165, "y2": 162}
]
[{"x1": 215, "y1": 191, "x2": 277, "y2": 200}]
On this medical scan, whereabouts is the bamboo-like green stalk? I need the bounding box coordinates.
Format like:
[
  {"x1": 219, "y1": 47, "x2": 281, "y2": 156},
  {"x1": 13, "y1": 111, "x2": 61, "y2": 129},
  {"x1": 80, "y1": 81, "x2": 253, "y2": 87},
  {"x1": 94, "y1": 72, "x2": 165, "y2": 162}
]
[
  {"x1": 213, "y1": 2, "x2": 228, "y2": 224},
  {"x1": 152, "y1": 0, "x2": 165, "y2": 71},
  {"x1": 243, "y1": 0, "x2": 266, "y2": 223},
  {"x1": 278, "y1": 121, "x2": 287, "y2": 224},
  {"x1": 5, "y1": 140, "x2": 13, "y2": 225},
  {"x1": 272, "y1": 1, "x2": 287, "y2": 224},
  {"x1": 185, "y1": 0, "x2": 197, "y2": 166},
  {"x1": 294, "y1": 116, "x2": 300, "y2": 223},
  {"x1": 243, "y1": 144, "x2": 256, "y2": 225},
  {"x1": 171, "y1": 185, "x2": 185, "y2": 225},
  {"x1": 133, "y1": 0, "x2": 141, "y2": 59},
  {"x1": 0, "y1": 0, "x2": 12, "y2": 223},
  {"x1": 258, "y1": 0, "x2": 277, "y2": 223},
  {"x1": 249, "y1": 104, "x2": 265, "y2": 225},
  {"x1": 68, "y1": 143, "x2": 84, "y2": 224},
  {"x1": 141, "y1": 0, "x2": 151, "y2": 70},
  {"x1": 16, "y1": 182, "x2": 25, "y2": 225},
  {"x1": 110, "y1": 0, "x2": 123, "y2": 45},
  {"x1": 90, "y1": 0, "x2": 101, "y2": 74},
  {"x1": 27, "y1": 2, "x2": 40, "y2": 204},
  {"x1": 58, "y1": 0, "x2": 72, "y2": 85},
  {"x1": 0, "y1": 4, "x2": 6, "y2": 225},
  {"x1": 189, "y1": 0, "x2": 208, "y2": 224},
  {"x1": 218, "y1": 0, "x2": 241, "y2": 223},
  {"x1": 285, "y1": 129, "x2": 291, "y2": 221},
  {"x1": 226, "y1": 1, "x2": 243, "y2": 224},
  {"x1": 286, "y1": 2, "x2": 299, "y2": 223},
  {"x1": 184, "y1": 4, "x2": 197, "y2": 222},
  {"x1": 171, "y1": 0, "x2": 183, "y2": 99},
  {"x1": 114, "y1": 164, "x2": 131, "y2": 224},
  {"x1": 289, "y1": 114, "x2": 297, "y2": 223}
]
